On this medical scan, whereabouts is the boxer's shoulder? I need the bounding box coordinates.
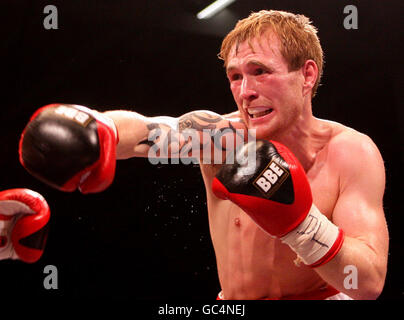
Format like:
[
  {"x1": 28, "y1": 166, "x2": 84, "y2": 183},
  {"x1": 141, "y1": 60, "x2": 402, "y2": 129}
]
[
  {"x1": 328, "y1": 123, "x2": 381, "y2": 161},
  {"x1": 323, "y1": 121, "x2": 384, "y2": 183}
]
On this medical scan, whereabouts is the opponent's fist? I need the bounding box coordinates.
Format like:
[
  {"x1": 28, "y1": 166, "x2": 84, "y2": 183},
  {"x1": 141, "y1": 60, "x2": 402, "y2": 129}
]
[
  {"x1": 0, "y1": 189, "x2": 50, "y2": 263},
  {"x1": 19, "y1": 104, "x2": 118, "y2": 194},
  {"x1": 212, "y1": 140, "x2": 344, "y2": 267}
]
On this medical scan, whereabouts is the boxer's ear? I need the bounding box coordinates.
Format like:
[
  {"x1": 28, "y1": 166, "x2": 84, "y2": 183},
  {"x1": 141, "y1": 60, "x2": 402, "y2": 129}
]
[{"x1": 301, "y1": 60, "x2": 318, "y2": 97}]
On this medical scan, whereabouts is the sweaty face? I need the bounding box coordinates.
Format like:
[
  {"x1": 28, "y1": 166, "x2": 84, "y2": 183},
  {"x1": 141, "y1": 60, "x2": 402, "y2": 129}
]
[{"x1": 226, "y1": 33, "x2": 306, "y2": 140}]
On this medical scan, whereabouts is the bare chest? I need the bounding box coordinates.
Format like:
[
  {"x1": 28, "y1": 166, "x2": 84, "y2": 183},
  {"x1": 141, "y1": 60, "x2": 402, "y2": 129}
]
[
  {"x1": 199, "y1": 159, "x2": 339, "y2": 298},
  {"x1": 200, "y1": 154, "x2": 340, "y2": 262}
]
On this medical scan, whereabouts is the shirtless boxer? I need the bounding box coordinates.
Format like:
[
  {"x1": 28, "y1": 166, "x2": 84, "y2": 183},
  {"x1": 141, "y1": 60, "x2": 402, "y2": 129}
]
[{"x1": 19, "y1": 10, "x2": 388, "y2": 299}]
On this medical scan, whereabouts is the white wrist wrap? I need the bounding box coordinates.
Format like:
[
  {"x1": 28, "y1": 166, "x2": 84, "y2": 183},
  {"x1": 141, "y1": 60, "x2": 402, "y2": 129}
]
[{"x1": 281, "y1": 204, "x2": 344, "y2": 267}]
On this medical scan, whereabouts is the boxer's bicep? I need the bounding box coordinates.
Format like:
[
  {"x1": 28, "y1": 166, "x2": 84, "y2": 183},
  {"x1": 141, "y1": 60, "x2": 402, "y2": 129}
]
[
  {"x1": 331, "y1": 135, "x2": 388, "y2": 260},
  {"x1": 137, "y1": 110, "x2": 247, "y2": 162}
]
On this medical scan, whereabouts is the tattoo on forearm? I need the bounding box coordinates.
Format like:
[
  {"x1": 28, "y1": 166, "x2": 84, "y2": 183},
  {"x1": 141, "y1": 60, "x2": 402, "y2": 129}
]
[{"x1": 138, "y1": 112, "x2": 245, "y2": 158}]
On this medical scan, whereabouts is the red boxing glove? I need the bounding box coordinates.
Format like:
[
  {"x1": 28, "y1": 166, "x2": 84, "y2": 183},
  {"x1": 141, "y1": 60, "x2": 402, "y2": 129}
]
[
  {"x1": 212, "y1": 140, "x2": 344, "y2": 268},
  {"x1": 0, "y1": 189, "x2": 50, "y2": 263},
  {"x1": 19, "y1": 104, "x2": 118, "y2": 194}
]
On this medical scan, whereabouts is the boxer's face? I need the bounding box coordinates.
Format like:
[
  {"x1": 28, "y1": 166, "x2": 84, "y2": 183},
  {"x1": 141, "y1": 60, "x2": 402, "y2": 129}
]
[{"x1": 226, "y1": 32, "x2": 306, "y2": 140}]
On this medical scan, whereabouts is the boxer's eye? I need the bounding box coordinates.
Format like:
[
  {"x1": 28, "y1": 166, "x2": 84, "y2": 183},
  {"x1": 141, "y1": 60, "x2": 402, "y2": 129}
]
[
  {"x1": 254, "y1": 68, "x2": 266, "y2": 76},
  {"x1": 229, "y1": 73, "x2": 242, "y2": 81}
]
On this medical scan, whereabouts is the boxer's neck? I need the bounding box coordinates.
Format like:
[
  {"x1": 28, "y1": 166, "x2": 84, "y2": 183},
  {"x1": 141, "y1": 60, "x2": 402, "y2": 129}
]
[{"x1": 271, "y1": 114, "x2": 332, "y2": 172}]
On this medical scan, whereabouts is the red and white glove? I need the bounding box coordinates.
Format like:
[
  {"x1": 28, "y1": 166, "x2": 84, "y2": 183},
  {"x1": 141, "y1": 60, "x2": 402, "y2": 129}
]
[
  {"x1": 19, "y1": 104, "x2": 118, "y2": 194},
  {"x1": 212, "y1": 140, "x2": 344, "y2": 268},
  {"x1": 0, "y1": 189, "x2": 50, "y2": 263}
]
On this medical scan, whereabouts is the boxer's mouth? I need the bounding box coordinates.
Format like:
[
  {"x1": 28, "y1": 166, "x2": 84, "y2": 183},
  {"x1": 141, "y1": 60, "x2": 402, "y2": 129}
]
[{"x1": 247, "y1": 107, "x2": 273, "y2": 118}]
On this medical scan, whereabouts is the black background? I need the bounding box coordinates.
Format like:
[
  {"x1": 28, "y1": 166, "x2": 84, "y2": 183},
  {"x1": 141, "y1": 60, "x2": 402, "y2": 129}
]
[{"x1": 1, "y1": 0, "x2": 403, "y2": 303}]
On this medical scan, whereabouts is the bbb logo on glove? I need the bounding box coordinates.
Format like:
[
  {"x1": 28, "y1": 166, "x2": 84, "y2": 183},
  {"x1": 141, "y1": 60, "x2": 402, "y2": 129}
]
[
  {"x1": 253, "y1": 159, "x2": 289, "y2": 198},
  {"x1": 54, "y1": 105, "x2": 93, "y2": 127}
]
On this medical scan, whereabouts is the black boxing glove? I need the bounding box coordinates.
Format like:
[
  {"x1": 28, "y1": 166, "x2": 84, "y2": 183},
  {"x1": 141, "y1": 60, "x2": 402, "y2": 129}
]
[{"x1": 19, "y1": 104, "x2": 118, "y2": 194}]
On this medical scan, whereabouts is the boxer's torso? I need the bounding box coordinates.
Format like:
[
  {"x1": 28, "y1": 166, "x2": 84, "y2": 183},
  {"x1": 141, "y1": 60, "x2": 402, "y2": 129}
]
[{"x1": 199, "y1": 120, "x2": 349, "y2": 299}]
